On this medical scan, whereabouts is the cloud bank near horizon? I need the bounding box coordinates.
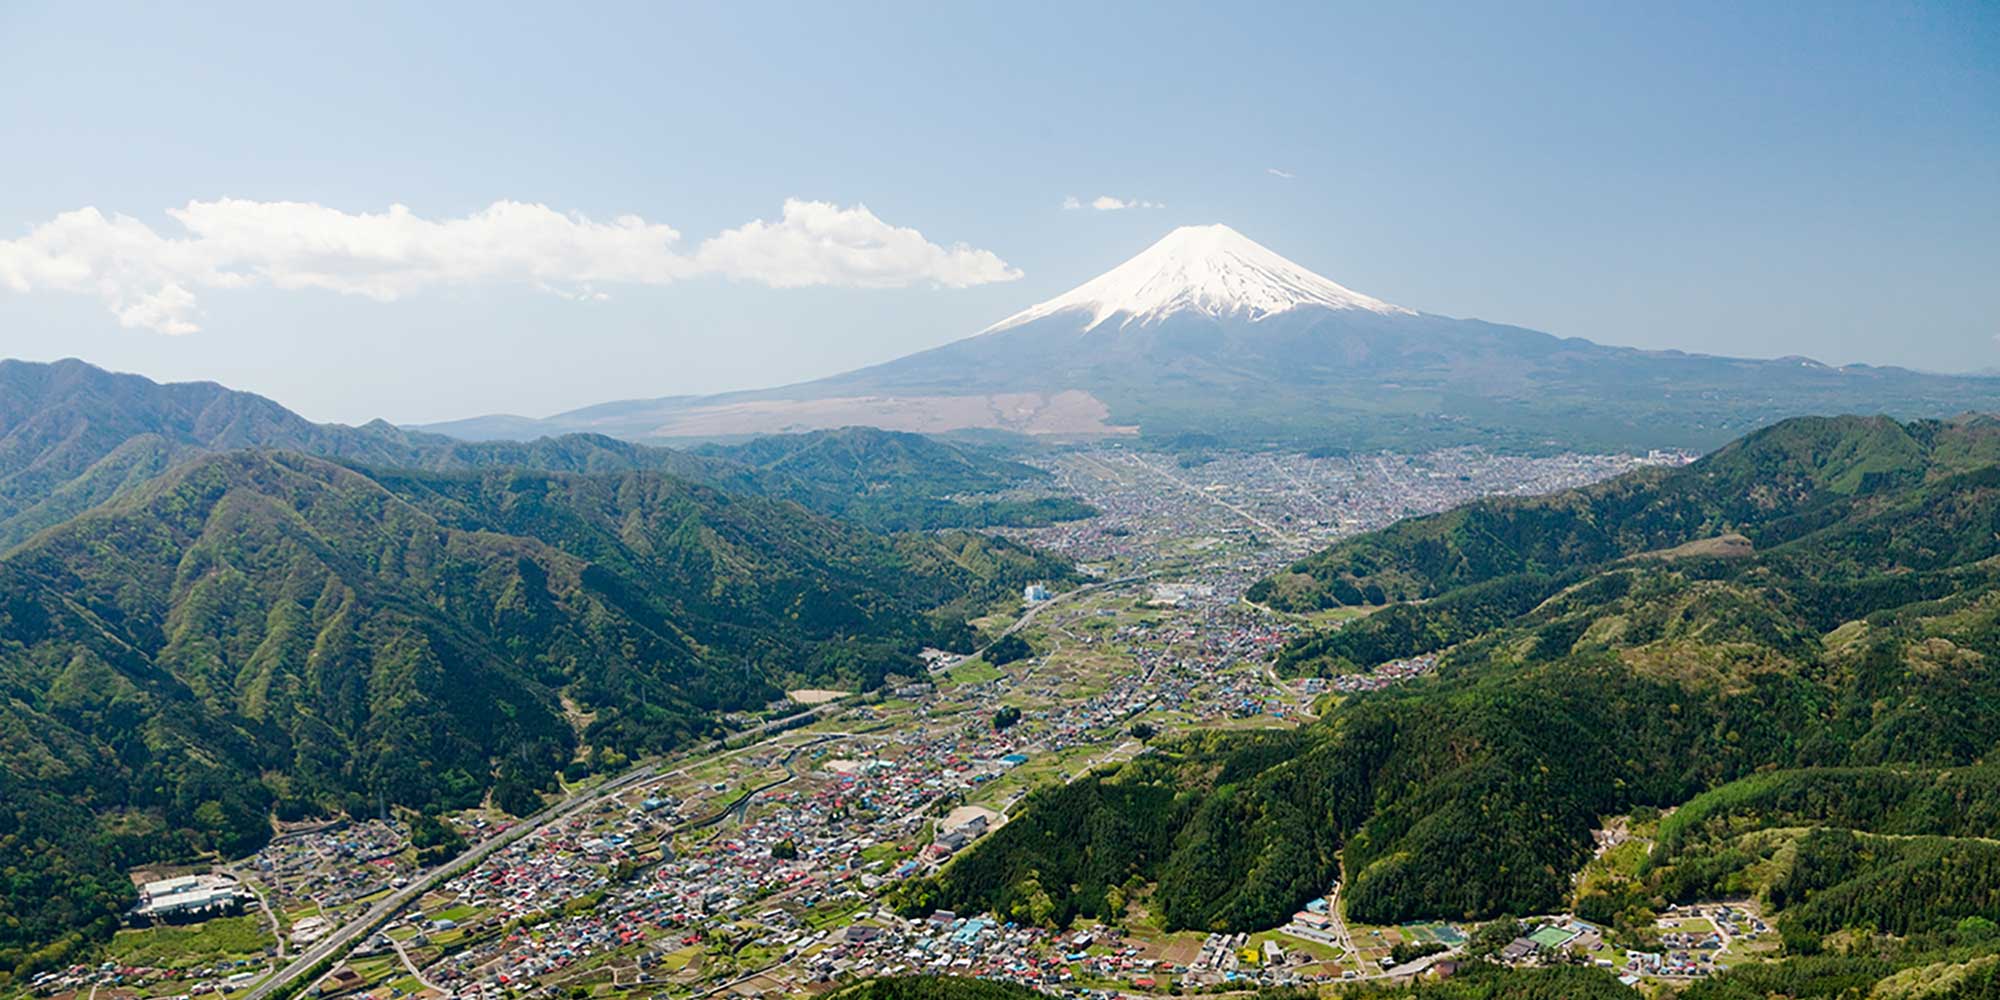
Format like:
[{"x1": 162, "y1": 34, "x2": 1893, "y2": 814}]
[{"x1": 0, "y1": 198, "x2": 1021, "y2": 334}]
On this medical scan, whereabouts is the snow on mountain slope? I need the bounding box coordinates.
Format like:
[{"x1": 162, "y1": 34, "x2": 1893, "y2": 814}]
[{"x1": 984, "y1": 223, "x2": 1413, "y2": 333}]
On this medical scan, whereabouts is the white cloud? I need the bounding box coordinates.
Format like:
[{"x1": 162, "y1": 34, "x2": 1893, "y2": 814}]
[
  {"x1": 1266, "y1": 167, "x2": 1296, "y2": 179},
  {"x1": 695, "y1": 199, "x2": 1019, "y2": 289},
  {"x1": 1062, "y1": 194, "x2": 1163, "y2": 212},
  {"x1": 0, "y1": 197, "x2": 1018, "y2": 334},
  {"x1": 1093, "y1": 195, "x2": 1161, "y2": 211}
]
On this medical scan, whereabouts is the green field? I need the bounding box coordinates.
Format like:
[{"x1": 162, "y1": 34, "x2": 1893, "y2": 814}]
[
  {"x1": 108, "y1": 916, "x2": 274, "y2": 967},
  {"x1": 940, "y1": 658, "x2": 1003, "y2": 687}
]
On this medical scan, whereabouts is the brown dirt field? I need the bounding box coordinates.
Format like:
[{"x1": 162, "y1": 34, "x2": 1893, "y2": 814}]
[
  {"x1": 1628, "y1": 533, "x2": 1755, "y2": 562},
  {"x1": 643, "y1": 390, "x2": 1139, "y2": 437}
]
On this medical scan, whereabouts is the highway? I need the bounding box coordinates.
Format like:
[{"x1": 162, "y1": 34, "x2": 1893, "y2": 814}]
[
  {"x1": 241, "y1": 761, "x2": 664, "y2": 1000},
  {"x1": 240, "y1": 695, "x2": 865, "y2": 1000},
  {"x1": 242, "y1": 579, "x2": 1100, "y2": 1000}
]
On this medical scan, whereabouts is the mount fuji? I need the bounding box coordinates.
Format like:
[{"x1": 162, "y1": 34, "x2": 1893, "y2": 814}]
[
  {"x1": 981, "y1": 223, "x2": 1412, "y2": 333},
  {"x1": 425, "y1": 225, "x2": 2000, "y2": 452}
]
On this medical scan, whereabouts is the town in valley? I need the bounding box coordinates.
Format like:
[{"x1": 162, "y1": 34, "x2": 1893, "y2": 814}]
[{"x1": 30, "y1": 445, "x2": 1771, "y2": 1000}]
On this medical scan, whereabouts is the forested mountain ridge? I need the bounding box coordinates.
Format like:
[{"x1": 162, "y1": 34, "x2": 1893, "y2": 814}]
[
  {"x1": 693, "y1": 426, "x2": 1094, "y2": 532},
  {"x1": 368, "y1": 463, "x2": 1070, "y2": 696},
  {"x1": 0, "y1": 359, "x2": 1082, "y2": 546},
  {"x1": 0, "y1": 357, "x2": 438, "y2": 546},
  {"x1": 909, "y1": 413, "x2": 2000, "y2": 951},
  {"x1": 696, "y1": 425, "x2": 1032, "y2": 493},
  {"x1": 0, "y1": 449, "x2": 1066, "y2": 973},
  {"x1": 1251, "y1": 413, "x2": 2000, "y2": 611}
]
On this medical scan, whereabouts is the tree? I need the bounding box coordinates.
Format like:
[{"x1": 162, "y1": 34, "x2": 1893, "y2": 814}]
[
  {"x1": 493, "y1": 780, "x2": 543, "y2": 817},
  {"x1": 1130, "y1": 722, "x2": 1158, "y2": 742},
  {"x1": 1470, "y1": 917, "x2": 1525, "y2": 957},
  {"x1": 986, "y1": 634, "x2": 1033, "y2": 666},
  {"x1": 1390, "y1": 940, "x2": 1448, "y2": 965},
  {"x1": 1027, "y1": 886, "x2": 1057, "y2": 926},
  {"x1": 410, "y1": 812, "x2": 467, "y2": 866},
  {"x1": 993, "y1": 706, "x2": 1022, "y2": 732},
  {"x1": 191, "y1": 801, "x2": 229, "y2": 840}
]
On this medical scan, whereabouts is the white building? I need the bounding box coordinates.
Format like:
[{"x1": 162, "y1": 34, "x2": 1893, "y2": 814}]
[{"x1": 136, "y1": 873, "x2": 247, "y2": 919}]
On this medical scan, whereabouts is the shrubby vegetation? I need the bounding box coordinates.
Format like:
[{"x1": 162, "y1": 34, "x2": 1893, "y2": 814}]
[
  {"x1": 105, "y1": 915, "x2": 270, "y2": 968},
  {"x1": 409, "y1": 811, "x2": 467, "y2": 865},
  {"x1": 1329, "y1": 963, "x2": 1639, "y2": 998},
  {"x1": 826, "y1": 976, "x2": 1042, "y2": 1000},
  {"x1": 984, "y1": 634, "x2": 1033, "y2": 666},
  {"x1": 991, "y1": 706, "x2": 1023, "y2": 732},
  {"x1": 1389, "y1": 940, "x2": 1449, "y2": 965}
]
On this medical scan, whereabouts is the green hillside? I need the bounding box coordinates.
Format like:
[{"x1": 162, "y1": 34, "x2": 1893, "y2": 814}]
[
  {"x1": 0, "y1": 359, "x2": 1088, "y2": 547},
  {"x1": 694, "y1": 426, "x2": 1094, "y2": 531},
  {"x1": 1641, "y1": 766, "x2": 2000, "y2": 943},
  {"x1": 698, "y1": 426, "x2": 1033, "y2": 494},
  {"x1": 0, "y1": 450, "x2": 1063, "y2": 973},
  {"x1": 1251, "y1": 414, "x2": 2000, "y2": 612}
]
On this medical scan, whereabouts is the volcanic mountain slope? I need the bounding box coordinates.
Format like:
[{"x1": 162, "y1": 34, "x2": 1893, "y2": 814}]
[
  {"x1": 0, "y1": 358, "x2": 1073, "y2": 545},
  {"x1": 906, "y1": 414, "x2": 2000, "y2": 950},
  {"x1": 424, "y1": 225, "x2": 2000, "y2": 451}
]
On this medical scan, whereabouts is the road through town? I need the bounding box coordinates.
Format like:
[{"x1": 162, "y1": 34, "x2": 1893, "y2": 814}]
[
  {"x1": 240, "y1": 689, "x2": 870, "y2": 1000},
  {"x1": 241, "y1": 761, "x2": 665, "y2": 1000}
]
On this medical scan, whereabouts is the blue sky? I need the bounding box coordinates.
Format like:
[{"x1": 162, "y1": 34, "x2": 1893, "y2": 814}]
[{"x1": 1, "y1": 1, "x2": 1994, "y2": 424}]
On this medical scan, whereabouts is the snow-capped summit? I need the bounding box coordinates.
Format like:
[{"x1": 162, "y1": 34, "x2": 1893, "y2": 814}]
[{"x1": 985, "y1": 223, "x2": 1412, "y2": 333}]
